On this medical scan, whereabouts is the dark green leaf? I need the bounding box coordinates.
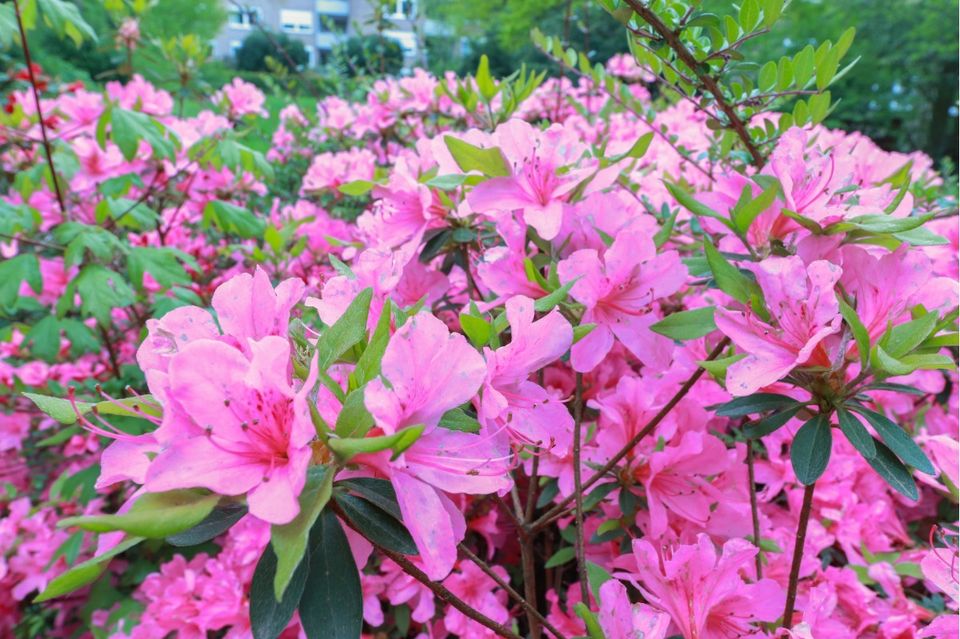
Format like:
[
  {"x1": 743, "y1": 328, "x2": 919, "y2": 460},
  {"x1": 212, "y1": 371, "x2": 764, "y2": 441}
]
[
  {"x1": 250, "y1": 543, "x2": 309, "y2": 639},
  {"x1": 715, "y1": 392, "x2": 799, "y2": 417},
  {"x1": 334, "y1": 493, "x2": 416, "y2": 554},
  {"x1": 846, "y1": 405, "x2": 935, "y2": 474},
  {"x1": 790, "y1": 414, "x2": 833, "y2": 485},
  {"x1": 335, "y1": 478, "x2": 402, "y2": 519},
  {"x1": 865, "y1": 439, "x2": 919, "y2": 500},
  {"x1": 271, "y1": 466, "x2": 334, "y2": 600},
  {"x1": 836, "y1": 408, "x2": 876, "y2": 460},
  {"x1": 743, "y1": 405, "x2": 801, "y2": 438},
  {"x1": 166, "y1": 503, "x2": 247, "y2": 547},
  {"x1": 299, "y1": 510, "x2": 363, "y2": 639}
]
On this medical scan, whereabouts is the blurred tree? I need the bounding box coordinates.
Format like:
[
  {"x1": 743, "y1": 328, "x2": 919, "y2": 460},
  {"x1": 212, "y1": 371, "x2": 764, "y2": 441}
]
[
  {"x1": 729, "y1": 0, "x2": 958, "y2": 161},
  {"x1": 139, "y1": 0, "x2": 227, "y2": 41},
  {"x1": 336, "y1": 35, "x2": 404, "y2": 77},
  {"x1": 235, "y1": 31, "x2": 308, "y2": 72}
]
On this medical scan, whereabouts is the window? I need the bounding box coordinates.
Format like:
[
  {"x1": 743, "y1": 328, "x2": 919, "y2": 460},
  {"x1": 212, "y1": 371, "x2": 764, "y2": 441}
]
[
  {"x1": 280, "y1": 9, "x2": 313, "y2": 34},
  {"x1": 384, "y1": 29, "x2": 416, "y2": 55},
  {"x1": 228, "y1": 6, "x2": 261, "y2": 30},
  {"x1": 317, "y1": 14, "x2": 348, "y2": 33},
  {"x1": 391, "y1": 0, "x2": 416, "y2": 20}
]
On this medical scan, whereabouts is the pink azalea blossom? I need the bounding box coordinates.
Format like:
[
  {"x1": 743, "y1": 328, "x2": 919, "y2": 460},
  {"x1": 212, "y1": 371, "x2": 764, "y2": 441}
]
[
  {"x1": 479, "y1": 295, "x2": 574, "y2": 453},
  {"x1": 629, "y1": 534, "x2": 785, "y2": 639},
  {"x1": 715, "y1": 256, "x2": 843, "y2": 396},
  {"x1": 557, "y1": 229, "x2": 685, "y2": 372},
  {"x1": 144, "y1": 336, "x2": 315, "y2": 524}
]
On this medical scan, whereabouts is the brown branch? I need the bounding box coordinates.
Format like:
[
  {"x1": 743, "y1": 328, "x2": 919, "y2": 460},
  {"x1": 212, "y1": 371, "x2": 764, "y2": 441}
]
[
  {"x1": 458, "y1": 544, "x2": 568, "y2": 639},
  {"x1": 529, "y1": 337, "x2": 731, "y2": 533},
  {"x1": 376, "y1": 544, "x2": 524, "y2": 639},
  {"x1": 746, "y1": 439, "x2": 763, "y2": 579},
  {"x1": 13, "y1": 0, "x2": 68, "y2": 217},
  {"x1": 622, "y1": 0, "x2": 766, "y2": 168},
  {"x1": 571, "y1": 373, "x2": 590, "y2": 604},
  {"x1": 782, "y1": 481, "x2": 816, "y2": 628}
]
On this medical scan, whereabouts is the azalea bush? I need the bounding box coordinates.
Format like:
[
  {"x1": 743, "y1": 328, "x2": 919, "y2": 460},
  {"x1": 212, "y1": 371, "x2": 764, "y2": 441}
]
[{"x1": 1, "y1": 1, "x2": 958, "y2": 638}]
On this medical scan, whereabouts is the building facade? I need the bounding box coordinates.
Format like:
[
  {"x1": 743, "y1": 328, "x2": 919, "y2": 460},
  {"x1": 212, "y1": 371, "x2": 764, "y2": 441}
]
[{"x1": 210, "y1": 0, "x2": 421, "y2": 69}]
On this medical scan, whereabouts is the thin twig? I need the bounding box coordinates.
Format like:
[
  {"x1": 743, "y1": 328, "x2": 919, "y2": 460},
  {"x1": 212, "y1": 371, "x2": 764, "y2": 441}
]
[
  {"x1": 572, "y1": 372, "x2": 589, "y2": 604},
  {"x1": 746, "y1": 439, "x2": 763, "y2": 579},
  {"x1": 459, "y1": 544, "x2": 568, "y2": 639},
  {"x1": 377, "y1": 544, "x2": 524, "y2": 639},
  {"x1": 13, "y1": 0, "x2": 67, "y2": 217},
  {"x1": 782, "y1": 481, "x2": 816, "y2": 628},
  {"x1": 623, "y1": 0, "x2": 766, "y2": 167},
  {"x1": 529, "y1": 337, "x2": 731, "y2": 533}
]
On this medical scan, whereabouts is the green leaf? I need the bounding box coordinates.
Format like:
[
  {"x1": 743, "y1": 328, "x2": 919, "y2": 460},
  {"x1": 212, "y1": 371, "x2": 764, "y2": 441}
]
[
  {"x1": 337, "y1": 180, "x2": 375, "y2": 196},
  {"x1": 838, "y1": 297, "x2": 870, "y2": 368},
  {"x1": 475, "y1": 54, "x2": 498, "y2": 101},
  {"x1": 166, "y1": 503, "x2": 247, "y2": 547},
  {"x1": 743, "y1": 405, "x2": 801, "y2": 438},
  {"x1": 328, "y1": 425, "x2": 425, "y2": 461},
  {"x1": 846, "y1": 405, "x2": 935, "y2": 475},
  {"x1": 534, "y1": 279, "x2": 577, "y2": 312},
  {"x1": 650, "y1": 307, "x2": 717, "y2": 341},
  {"x1": 732, "y1": 183, "x2": 779, "y2": 234},
  {"x1": 665, "y1": 182, "x2": 732, "y2": 226},
  {"x1": 37, "y1": 0, "x2": 97, "y2": 46},
  {"x1": 609, "y1": 131, "x2": 654, "y2": 162},
  {"x1": 24, "y1": 392, "x2": 160, "y2": 425},
  {"x1": 438, "y1": 407, "x2": 482, "y2": 433},
  {"x1": 250, "y1": 542, "x2": 310, "y2": 639},
  {"x1": 299, "y1": 510, "x2": 363, "y2": 639},
  {"x1": 847, "y1": 214, "x2": 929, "y2": 234},
  {"x1": 25, "y1": 315, "x2": 62, "y2": 361},
  {"x1": 790, "y1": 414, "x2": 833, "y2": 485},
  {"x1": 202, "y1": 200, "x2": 265, "y2": 238},
  {"x1": 350, "y1": 302, "x2": 392, "y2": 389},
  {"x1": 127, "y1": 247, "x2": 192, "y2": 291},
  {"x1": 881, "y1": 312, "x2": 938, "y2": 359},
  {"x1": 739, "y1": 0, "x2": 760, "y2": 30},
  {"x1": 59, "y1": 490, "x2": 219, "y2": 538},
  {"x1": 111, "y1": 108, "x2": 176, "y2": 161},
  {"x1": 0, "y1": 254, "x2": 42, "y2": 308},
  {"x1": 865, "y1": 439, "x2": 919, "y2": 500},
  {"x1": 271, "y1": 466, "x2": 334, "y2": 601},
  {"x1": 545, "y1": 546, "x2": 575, "y2": 568},
  {"x1": 335, "y1": 478, "x2": 402, "y2": 519},
  {"x1": 34, "y1": 536, "x2": 143, "y2": 602},
  {"x1": 334, "y1": 388, "x2": 374, "y2": 438},
  {"x1": 460, "y1": 313, "x2": 492, "y2": 348},
  {"x1": 75, "y1": 264, "x2": 136, "y2": 324},
  {"x1": 758, "y1": 60, "x2": 777, "y2": 92},
  {"x1": 586, "y1": 561, "x2": 612, "y2": 602},
  {"x1": 334, "y1": 493, "x2": 416, "y2": 554},
  {"x1": 315, "y1": 288, "x2": 372, "y2": 371},
  {"x1": 715, "y1": 392, "x2": 799, "y2": 417},
  {"x1": 703, "y1": 241, "x2": 760, "y2": 304},
  {"x1": 443, "y1": 136, "x2": 510, "y2": 177},
  {"x1": 836, "y1": 408, "x2": 876, "y2": 460},
  {"x1": 574, "y1": 602, "x2": 605, "y2": 639}
]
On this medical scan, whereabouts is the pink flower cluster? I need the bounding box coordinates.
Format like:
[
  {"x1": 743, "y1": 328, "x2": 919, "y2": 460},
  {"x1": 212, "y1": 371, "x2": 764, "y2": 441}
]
[{"x1": 1, "y1": 56, "x2": 957, "y2": 639}]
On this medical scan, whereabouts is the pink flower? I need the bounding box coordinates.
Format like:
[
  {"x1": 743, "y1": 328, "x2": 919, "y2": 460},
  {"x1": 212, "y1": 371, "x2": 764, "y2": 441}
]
[
  {"x1": 638, "y1": 431, "x2": 731, "y2": 537},
  {"x1": 479, "y1": 295, "x2": 574, "y2": 453},
  {"x1": 769, "y1": 128, "x2": 835, "y2": 219},
  {"x1": 467, "y1": 119, "x2": 615, "y2": 241},
  {"x1": 144, "y1": 336, "x2": 315, "y2": 524},
  {"x1": 442, "y1": 561, "x2": 510, "y2": 637},
  {"x1": 557, "y1": 229, "x2": 685, "y2": 372},
  {"x1": 715, "y1": 256, "x2": 842, "y2": 396},
  {"x1": 214, "y1": 78, "x2": 267, "y2": 119},
  {"x1": 365, "y1": 312, "x2": 486, "y2": 435},
  {"x1": 630, "y1": 534, "x2": 785, "y2": 639},
  {"x1": 598, "y1": 579, "x2": 670, "y2": 639},
  {"x1": 358, "y1": 312, "x2": 510, "y2": 579}
]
